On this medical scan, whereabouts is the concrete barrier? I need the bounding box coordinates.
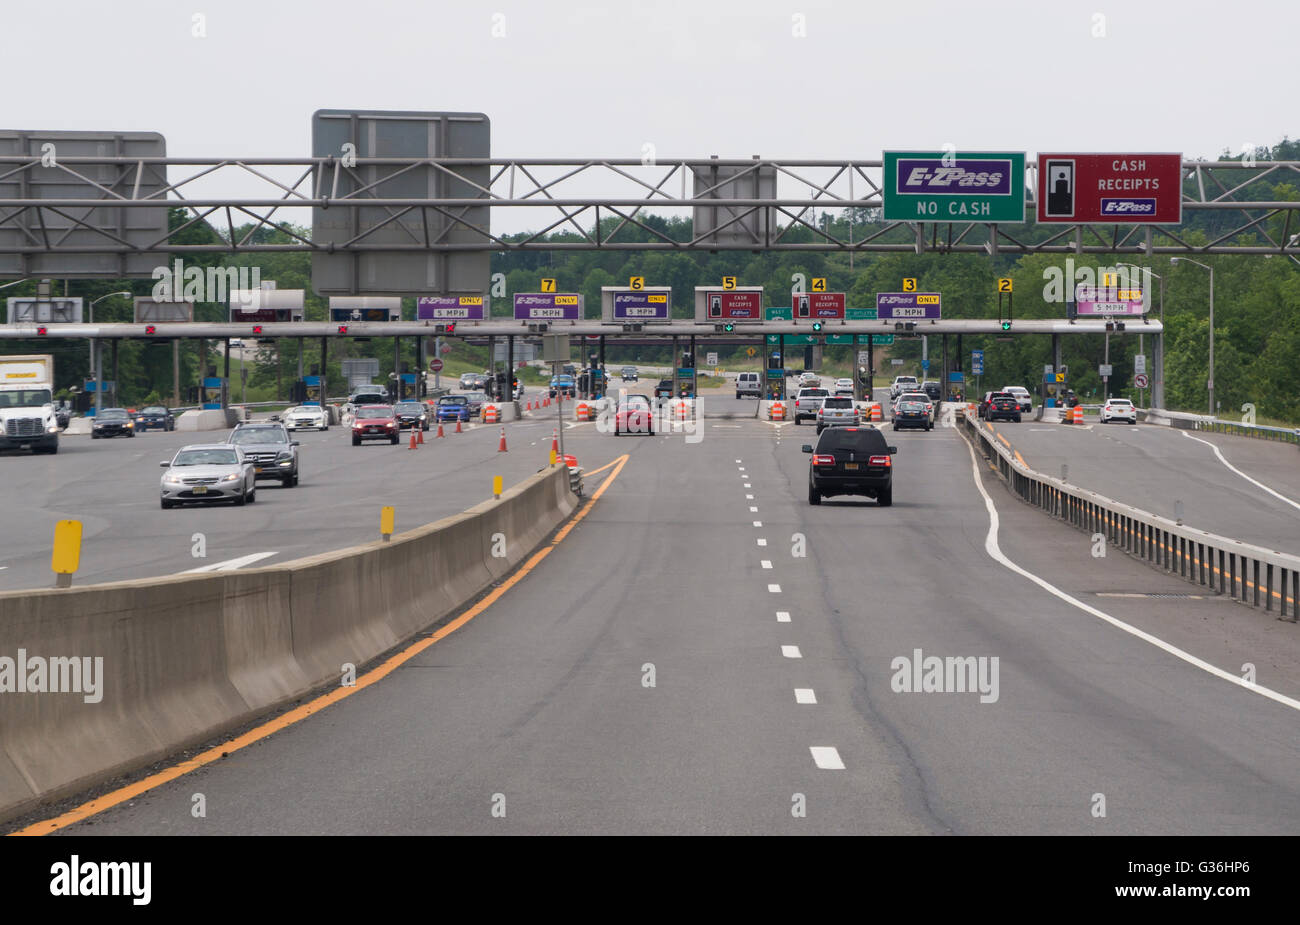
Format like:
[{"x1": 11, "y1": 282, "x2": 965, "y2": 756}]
[
  {"x1": 0, "y1": 465, "x2": 578, "y2": 824},
  {"x1": 176, "y1": 409, "x2": 236, "y2": 432}
]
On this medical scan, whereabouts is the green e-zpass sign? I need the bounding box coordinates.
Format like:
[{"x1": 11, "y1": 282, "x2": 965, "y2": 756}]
[{"x1": 882, "y1": 151, "x2": 1026, "y2": 223}]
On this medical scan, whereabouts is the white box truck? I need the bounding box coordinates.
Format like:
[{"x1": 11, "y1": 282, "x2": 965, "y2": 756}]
[{"x1": 0, "y1": 354, "x2": 60, "y2": 454}]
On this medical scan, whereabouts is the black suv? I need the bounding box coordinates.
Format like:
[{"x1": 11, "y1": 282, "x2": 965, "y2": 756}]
[
  {"x1": 922, "y1": 380, "x2": 942, "y2": 402},
  {"x1": 803, "y1": 426, "x2": 897, "y2": 506},
  {"x1": 226, "y1": 423, "x2": 300, "y2": 486},
  {"x1": 983, "y1": 391, "x2": 1022, "y2": 422}
]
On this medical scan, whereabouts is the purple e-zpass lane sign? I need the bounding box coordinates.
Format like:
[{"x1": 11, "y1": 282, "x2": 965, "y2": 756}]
[
  {"x1": 613, "y1": 291, "x2": 671, "y2": 320},
  {"x1": 513, "y1": 292, "x2": 583, "y2": 320},
  {"x1": 1074, "y1": 287, "x2": 1146, "y2": 316},
  {"x1": 894, "y1": 159, "x2": 1015, "y2": 196},
  {"x1": 417, "y1": 296, "x2": 487, "y2": 320},
  {"x1": 876, "y1": 292, "x2": 943, "y2": 320}
]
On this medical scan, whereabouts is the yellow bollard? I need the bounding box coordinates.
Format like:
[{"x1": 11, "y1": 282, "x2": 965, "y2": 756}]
[
  {"x1": 493, "y1": 475, "x2": 503, "y2": 499},
  {"x1": 550, "y1": 448, "x2": 558, "y2": 466},
  {"x1": 52, "y1": 520, "x2": 82, "y2": 588},
  {"x1": 380, "y1": 505, "x2": 395, "y2": 543}
]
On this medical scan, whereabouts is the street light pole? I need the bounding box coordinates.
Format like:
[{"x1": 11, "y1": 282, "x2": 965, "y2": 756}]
[
  {"x1": 1170, "y1": 257, "x2": 1214, "y2": 416},
  {"x1": 1117, "y1": 263, "x2": 1163, "y2": 407},
  {"x1": 87, "y1": 291, "x2": 132, "y2": 414}
]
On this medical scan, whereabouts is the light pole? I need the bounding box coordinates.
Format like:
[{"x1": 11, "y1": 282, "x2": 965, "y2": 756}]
[
  {"x1": 1170, "y1": 257, "x2": 1214, "y2": 416},
  {"x1": 87, "y1": 291, "x2": 132, "y2": 413},
  {"x1": 1117, "y1": 263, "x2": 1163, "y2": 407}
]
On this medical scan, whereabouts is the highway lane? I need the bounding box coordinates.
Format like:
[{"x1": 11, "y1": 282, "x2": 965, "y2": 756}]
[
  {"x1": 983, "y1": 417, "x2": 1300, "y2": 554},
  {"x1": 35, "y1": 413, "x2": 1300, "y2": 835},
  {"x1": 0, "y1": 412, "x2": 607, "y2": 591}
]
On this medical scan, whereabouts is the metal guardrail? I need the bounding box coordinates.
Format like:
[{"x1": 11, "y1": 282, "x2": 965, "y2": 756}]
[
  {"x1": 962, "y1": 410, "x2": 1300, "y2": 621},
  {"x1": 1193, "y1": 418, "x2": 1300, "y2": 444}
]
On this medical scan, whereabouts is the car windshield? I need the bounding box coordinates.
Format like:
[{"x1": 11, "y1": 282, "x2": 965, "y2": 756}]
[
  {"x1": 359, "y1": 406, "x2": 394, "y2": 417},
  {"x1": 172, "y1": 449, "x2": 239, "y2": 466},
  {"x1": 230, "y1": 427, "x2": 287, "y2": 444},
  {"x1": 901, "y1": 393, "x2": 929, "y2": 402},
  {"x1": 0, "y1": 388, "x2": 53, "y2": 408},
  {"x1": 901, "y1": 402, "x2": 925, "y2": 410},
  {"x1": 395, "y1": 403, "x2": 424, "y2": 412},
  {"x1": 823, "y1": 398, "x2": 853, "y2": 408},
  {"x1": 352, "y1": 394, "x2": 385, "y2": 405},
  {"x1": 141, "y1": 406, "x2": 167, "y2": 414},
  {"x1": 439, "y1": 397, "x2": 468, "y2": 406},
  {"x1": 98, "y1": 409, "x2": 128, "y2": 419},
  {"x1": 817, "y1": 427, "x2": 889, "y2": 454},
  {"x1": 800, "y1": 389, "x2": 829, "y2": 397},
  {"x1": 1109, "y1": 400, "x2": 1133, "y2": 406},
  {"x1": 621, "y1": 397, "x2": 650, "y2": 409},
  {"x1": 992, "y1": 393, "x2": 1015, "y2": 400}
]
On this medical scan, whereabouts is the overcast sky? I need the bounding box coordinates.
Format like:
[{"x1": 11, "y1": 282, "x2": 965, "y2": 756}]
[{"x1": 7, "y1": 0, "x2": 1295, "y2": 234}]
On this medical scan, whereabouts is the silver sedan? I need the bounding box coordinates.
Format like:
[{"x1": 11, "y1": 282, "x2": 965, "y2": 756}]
[{"x1": 159, "y1": 445, "x2": 257, "y2": 509}]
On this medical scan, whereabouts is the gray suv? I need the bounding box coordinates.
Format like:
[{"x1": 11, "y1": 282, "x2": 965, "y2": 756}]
[{"x1": 227, "y1": 422, "x2": 300, "y2": 487}]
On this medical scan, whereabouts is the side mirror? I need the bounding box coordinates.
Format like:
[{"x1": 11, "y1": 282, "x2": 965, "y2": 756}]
[
  {"x1": 888, "y1": 446, "x2": 898, "y2": 454},
  {"x1": 159, "y1": 461, "x2": 170, "y2": 467},
  {"x1": 291, "y1": 441, "x2": 300, "y2": 446},
  {"x1": 801, "y1": 444, "x2": 813, "y2": 453}
]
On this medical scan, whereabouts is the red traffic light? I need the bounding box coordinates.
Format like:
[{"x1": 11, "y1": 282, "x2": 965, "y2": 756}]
[
  {"x1": 445, "y1": 322, "x2": 455, "y2": 334},
  {"x1": 337, "y1": 324, "x2": 348, "y2": 334},
  {"x1": 145, "y1": 325, "x2": 157, "y2": 335},
  {"x1": 36, "y1": 326, "x2": 48, "y2": 335},
  {"x1": 252, "y1": 325, "x2": 263, "y2": 335}
]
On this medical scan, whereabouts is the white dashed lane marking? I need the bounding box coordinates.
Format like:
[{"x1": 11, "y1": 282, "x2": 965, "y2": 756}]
[
  {"x1": 757, "y1": 538, "x2": 767, "y2": 546},
  {"x1": 768, "y1": 583, "x2": 781, "y2": 593},
  {"x1": 753, "y1": 521, "x2": 763, "y2": 527},
  {"x1": 781, "y1": 645, "x2": 801, "y2": 658},
  {"x1": 760, "y1": 560, "x2": 772, "y2": 569},
  {"x1": 795, "y1": 688, "x2": 817, "y2": 704},
  {"x1": 810, "y1": 746, "x2": 844, "y2": 769}
]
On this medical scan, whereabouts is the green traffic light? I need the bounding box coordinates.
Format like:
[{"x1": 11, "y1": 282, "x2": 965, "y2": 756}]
[
  {"x1": 811, "y1": 322, "x2": 823, "y2": 332},
  {"x1": 1001, "y1": 321, "x2": 1011, "y2": 331},
  {"x1": 724, "y1": 323, "x2": 734, "y2": 332}
]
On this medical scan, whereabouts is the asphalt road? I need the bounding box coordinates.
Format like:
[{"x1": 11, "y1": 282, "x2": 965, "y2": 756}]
[
  {"x1": 37, "y1": 411, "x2": 1300, "y2": 835},
  {"x1": 984, "y1": 416, "x2": 1300, "y2": 554}
]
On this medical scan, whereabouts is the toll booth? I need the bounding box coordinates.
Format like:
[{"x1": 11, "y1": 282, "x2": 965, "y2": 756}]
[
  {"x1": 766, "y1": 351, "x2": 787, "y2": 400},
  {"x1": 80, "y1": 380, "x2": 116, "y2": 414},
  {"x1": 577, "y1": 367, "x2": 607, "y2": 400},
  {"x1": 201, "y1": 377, "x2": 228, "y2": 410},
  {"x1": 302, "y1": 375, "x2": 324, "y2": 406},
  {"x1": 675, "y1": 351, "x2": 696, "y2": 398},
  {"x1": 400, "y1": 373, "x2": 417, "y2": 400}
]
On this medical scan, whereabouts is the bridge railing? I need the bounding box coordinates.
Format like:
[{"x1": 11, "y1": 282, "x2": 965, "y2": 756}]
[
  {"x1": 961, "y1": 408, "x2": 1300, "y2": 620},
  {"x1": 1143, "y1": 409, "x2": 1300, "y2": 445}
]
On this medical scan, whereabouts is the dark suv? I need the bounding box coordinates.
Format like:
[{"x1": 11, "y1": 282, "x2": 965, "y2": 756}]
[
  {"x1": 226, "y1": 422, "x2": 300, "y2": 486},
  {"x1": 802, "y1": 426, "x2": 897, "y2": 506},
  {"x1": 982, "y1": 391, "x2": 1022, "y2": 422}
]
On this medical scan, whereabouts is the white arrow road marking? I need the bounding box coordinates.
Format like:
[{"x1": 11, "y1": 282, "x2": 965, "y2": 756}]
[
  {"x1": 810, "y1": 746, "x2": 844, "y2": 769},
  {"x1": 183, "y1": 552, "x2": 278, "y2": 573}
]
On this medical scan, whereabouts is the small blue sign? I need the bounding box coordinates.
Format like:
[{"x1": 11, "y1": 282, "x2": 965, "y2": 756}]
[
  {"x1": 921, "y1": 359, "x2": 930, "y2": 371},
  {"x1": 948, "y1": 371, "x2": 964, "y2": 383},
  {"x1": 971, "y1": 350, "x2": 985, "y2": 375}
]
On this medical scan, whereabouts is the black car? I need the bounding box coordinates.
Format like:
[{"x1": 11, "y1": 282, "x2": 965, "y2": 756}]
[
  {"x1": 90, "y1": 408, "x2": 135, "y2": 439},
  {"x1": 620, "y1": 366, "x2": 638, "y2": 382},
  {"x1": 803, "y1": 426, "x2": 897, "y2": 506},
  {"x1": 985, "y1": 391, "x2": 1022, "y2": 422},
  {"x1": 921, "y1": 380, "x2": 942, "y2": 402},
  {"x1": 134, "y1": 405, "x2": 175, "y2": 431},
  {"x1": 654, "y1": 378, "x2": 675, "y2": 399},
  {"x1": 393, "y1": 401, "x2": 430, "y2": 431},
  {"x1": 893, "y1": 399, "x2": 932, "y2": 431}
]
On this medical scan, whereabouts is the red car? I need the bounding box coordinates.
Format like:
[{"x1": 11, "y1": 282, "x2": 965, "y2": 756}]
[
  {"x1": 351, "y1": 405, "x2": 400, "y2": 445},
  {"x1": 614, "y1": 395, "x2": 655, "y2": 436}
]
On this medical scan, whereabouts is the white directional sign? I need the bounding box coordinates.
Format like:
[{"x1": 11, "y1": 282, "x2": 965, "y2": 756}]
[
  {"x1": 1134, "y1": 354, "x2": 1147, "y2": 374},
  {"x1": 1099, "y1": 364, "x2": 1113, "y2": 377},
  {"x1": 891, "y1": 358, "x2": 904, "y2": 366},
  {"x1": 858, "y1": 351, "x2": 870, "y2": 365},
  {"x1": 706, "y1": 352, "x2": 718, "y2": 367}
]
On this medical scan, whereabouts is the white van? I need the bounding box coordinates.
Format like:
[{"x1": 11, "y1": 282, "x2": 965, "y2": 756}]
[{"x1": 736, "y1": 371, "x2": 763, "y2": 399}]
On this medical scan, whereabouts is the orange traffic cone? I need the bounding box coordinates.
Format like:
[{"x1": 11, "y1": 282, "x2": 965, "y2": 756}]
[
  {"x1": 498, "y1": 426, "x2": 508, "y2": 452},
  {"x1": 408, "y1": 428, "x2": 418, "y2": 450},
  {"x1": 455, "y1": 419, "x2": 463, "y2": 433},
  {"x1": 436, "y1": 422, "x2": 445, "y2": 438},
  {"x1": 417, "y1": 426, "x2": 425, "y2": 444},
  {"x1": 551, "y1": 429, "x2": 559, "y2": 455}
]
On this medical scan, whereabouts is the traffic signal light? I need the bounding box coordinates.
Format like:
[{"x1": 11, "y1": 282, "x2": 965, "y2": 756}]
[
  {"x1": 432, "y1": 322, "x2": 456, "y2": 335},
  {"x1": 723, "y1": 322, "x2": 735, "y2": 333},
  {"x1": 337, "y1": 324, "x2": 348, "y2": 334},
  {"x1": 252, "y1": 325, "x2": 263, "y2": 335},
  {"x1": 36, "y1": 326, "x2": 47, "y2": 335},
  {"x1": 1001, "y1": 320, "x2": 1012, "y2": 331},
  {"x1": 811, "y1": 321, "x2": 823, "y2": 332},
  {"x1": 145, "y1": 325, "x2": 157, "y2": 335}
]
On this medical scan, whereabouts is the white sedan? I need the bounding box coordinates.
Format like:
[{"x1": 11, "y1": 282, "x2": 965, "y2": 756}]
[
  {"x1": 283, "y1": 405, "x2": 329, "y2": 431},
  {"x1": 1100, "y1": 398, "x2": 1137, "y2": 424}
]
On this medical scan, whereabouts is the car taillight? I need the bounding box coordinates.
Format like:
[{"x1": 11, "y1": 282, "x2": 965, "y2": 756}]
[
  {"x1": 812, "y1": 454, "x2": 835, "y2": 466},
  {"x1": 868, "y1": 455, "x2": 891, "y2": 467}
]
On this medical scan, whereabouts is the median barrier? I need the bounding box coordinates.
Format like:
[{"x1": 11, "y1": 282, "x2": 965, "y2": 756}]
[
  {"x1": 0, "y1": 465, "x2": 578, "y2": 824},
  {"x1": 176, "y1": 409, "x2": 235, "y2": 432}
]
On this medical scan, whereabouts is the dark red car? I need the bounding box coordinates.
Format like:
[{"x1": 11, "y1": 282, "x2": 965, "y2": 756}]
[{"x1": 351, "y1": 405, "x2": 400, "y2": 445}]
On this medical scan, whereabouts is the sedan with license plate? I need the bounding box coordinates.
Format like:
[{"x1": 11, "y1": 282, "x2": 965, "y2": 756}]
[
  {"x1": 90, "y1": 408, "x2": 135, "y2": 439},
  {"x1": 283, "y1": 405, "x2": 329, "y2": 431},
  {"x1": 893, "y1": 399, "x2": 932, "y2": 431},
  {"x1": 352, "y1": 405, "x2": 401, "y2": 445},
  {"x1": 614, "y1": 394, "x2": 655, "y2": 435},
  {"x1": 435, "y1": 395, "x2": 472, "y2": 424},
  {"x1": 896, "y1": 391, "x2": 935, "y2": 424},
  {"x1": 134, "y1": 405, "x2": 175, "y2": 432},
  {"x1": 159, "y1": 444, "x2": 256, "y2": 508},
  {"x1": 1100, "y1": 398, "x2": 1137, "y2": 424},
  {"x1": 394, "y1": 400, "x2": 430, "y2": 430},
  {"x1": 984, "y1": 391, "x2": 1022, "y2": 422},
  {"x1": 803, "y1": 426, "x2": 897, "y2": 506}
]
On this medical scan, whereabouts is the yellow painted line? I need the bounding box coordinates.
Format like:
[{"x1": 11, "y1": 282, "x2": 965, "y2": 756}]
[
  {"x1": 996, "y1": 433, "x2": 1011, "y2": 449},
  {"x1": 1014, "y1": 450, "x2": 1027, "y2": 467},
  {"x1": 10, "y1": 456, "x2": 631, "y2": 836}
]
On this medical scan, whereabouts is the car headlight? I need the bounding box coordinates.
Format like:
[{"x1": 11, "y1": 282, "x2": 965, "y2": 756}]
[
  {"x1": 221, "y1": 472, "x2": 241, "y2": 482},
  {"x1": 163, "y1": 476, "x2": 184, "y2": 485},
  {"x1": 419, "y1": 413, "x2": 426, "y2": 420}
]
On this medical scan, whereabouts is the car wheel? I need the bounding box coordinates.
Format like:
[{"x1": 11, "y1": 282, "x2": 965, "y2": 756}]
[
  {"x1": 877, "y1": 487, "x2": 893, "y2": 507},
  {"x1": 926, "y1": 423, "x2": 932, "y2": 431},
  {"x1": 160, "y1": 498, "x2": 174, "y2": 509},
  {"x1": 128, "y1": 431, "x2": 135, "y2": 438},
  {"x1": 248, "y1": 488, "x2": 256, "y2": 503},
  {"x1": 816, "y1": 424, "x2": 824, "y2": 434},
  {"x1": 735, "y1": 393, "x2": 741, "y2": 400},
  {"x1": 234, "y1": 487, "x2": 247, "y2": 506},
  {"x1": 92, "y1": 434, "x2": 99, "y2": 439},
  {"x1": 808, "y1": 482, "x2": 822, "y2": 505},
  {"x1": 1014, "y1": 415, "x2": 1021, "y2": 423},
  {"x1": 352, "y1": 435, "x2": 360, "y2": 446},
  {"x1": 390, "y1": 434, "x2": 399, "y2": 444}
]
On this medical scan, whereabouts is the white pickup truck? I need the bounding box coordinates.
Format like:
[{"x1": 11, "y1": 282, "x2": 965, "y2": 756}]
[
  {"x1": 0, "y1": 354, "x2": 60, "y2": 454},
  {"x1": 792, "y1": 387, "x2": 830, "y2": 424}
]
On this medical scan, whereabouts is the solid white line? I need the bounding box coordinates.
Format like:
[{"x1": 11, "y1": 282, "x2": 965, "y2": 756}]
[
  {"x1": 776, "y1": 611, "x2": 791, "y2": 622},
  {"x1": 781, "y1": 645, "x2": 801, "y2": 658},
  {"x1": 1181, "y1": 431, "x2": 1300, "y2": 511},
  {"x1": 183, "y1": 551, "x2": 278, "y2": 573},
  {"x1": 962, "y1": 438, "x2": 1300, "y2": 713},
  {"x1": 810, "y1": 746, "x2": 844, "y2": 769},
  {"x1": 761, "y1": 560, "x2": 773, "y2": 569},
  {"x1": 768, "y1": 583, "x2": 781, "y2": 593},
  {"x1": 795, "y1": 688, "x2": 817, "y2": 704}
]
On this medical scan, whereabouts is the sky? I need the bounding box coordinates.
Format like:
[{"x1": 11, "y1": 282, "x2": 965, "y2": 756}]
[{"x1": 5, "y1": 0, "x2": 1296, "y2": 235}]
